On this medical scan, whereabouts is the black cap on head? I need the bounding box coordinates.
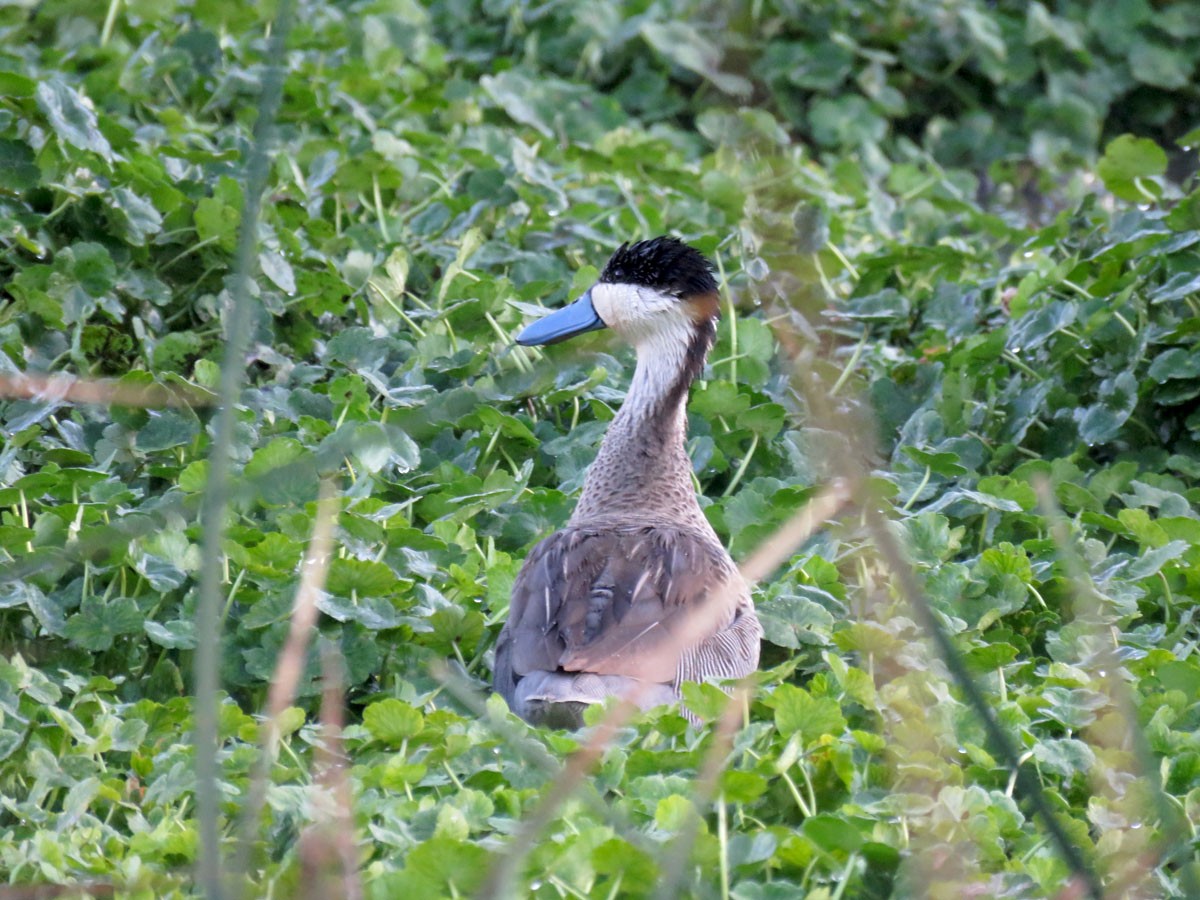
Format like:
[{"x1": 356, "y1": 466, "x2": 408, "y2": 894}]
[{"x1": 598, "y1": 237, "x2": 718, "y2": 297}]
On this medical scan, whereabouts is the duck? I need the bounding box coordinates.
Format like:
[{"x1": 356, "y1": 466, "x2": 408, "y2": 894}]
[{"x1": 493, "y1": 237, "x2": 763, "y2": 728}]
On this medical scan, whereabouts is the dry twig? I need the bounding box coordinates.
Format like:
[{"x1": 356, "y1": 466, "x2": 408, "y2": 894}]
[
  {"x1": 296, "y1": 646, "x2": 363, "y2": 900},
  {"x1": 233, "y1": 479, "x2": 339, "y2": 896},
  {"x1": 0, "y1": 373, "x2": 213, "y2": 408}
]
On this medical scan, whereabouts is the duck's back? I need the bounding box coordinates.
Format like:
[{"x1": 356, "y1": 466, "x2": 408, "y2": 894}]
[{"x1": 494, "y1": 522, "x2": 761, "y2": 727}]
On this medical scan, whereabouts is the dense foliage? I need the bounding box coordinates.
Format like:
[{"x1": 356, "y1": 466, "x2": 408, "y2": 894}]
[{"x1": 1, "y1": 0, "x2": 1198, "y2": 897}]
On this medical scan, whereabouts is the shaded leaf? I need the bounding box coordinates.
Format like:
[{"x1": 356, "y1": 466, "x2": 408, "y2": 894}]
[
  {"x1": 640, "y1": 22, "x2": 753, "y2": 97},
  {"x1": 35, "y1": 80, "x2": 113, "y2": 161}
]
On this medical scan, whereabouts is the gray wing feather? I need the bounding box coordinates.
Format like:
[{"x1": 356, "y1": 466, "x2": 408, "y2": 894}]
[{"x1": 495, "y1": 525, "x2": 759, "y2": 693}]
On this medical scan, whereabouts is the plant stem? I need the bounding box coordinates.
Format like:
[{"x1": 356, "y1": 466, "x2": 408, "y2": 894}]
[{"x1": 193, "y1": 4, "x2": 295, "y2": 898}]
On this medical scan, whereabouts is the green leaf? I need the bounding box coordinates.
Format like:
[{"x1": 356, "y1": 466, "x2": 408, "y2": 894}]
[
  {"x1": 377, "y1": 760, "x2": 427, "y2": 789},
  {"x1": 64, "y1": 597, "x2": 144, "y2": 651},
  {"x1": 60, "y1": 776, "x2": 101, "y2": 825},
  {"x1": 1026, "y1": 3, "x2": 1085, "y2": 51},
  {"x1": 35, "y1": 79, "x2": 114, "y2": 162},
  {"x1": 316, "y1": 593, "x2": 402, "y2": 630},
  {"x1": 809, "y1": 95, "x2": 887, "y2": 149},
  {"x1": 259, "y1": 249, "x2": 295, "y2": 294},
  {"x1": 480, "y1": 69, "x2": 627, "y2": 145},
  {"x1": 134, "y1": 556, "x2": 184, "y2": 595},
  {"x1": 720, "y1": 770, "x2": 769, "y2": 804},
  {"x1": 592, "y1": 838, "x2": 658, "y2": 885},
  {"x1": 0, "y1": 138, "x2": 39, "y2": 190},
  {"x1": 756, "y1": 590, "x2": 835, "y2": 649},
  {"x1": 363, "y1": 698, "x2": 423, "y2": 745},
  {"x1": 244, "y1": 438, "x2": 318, "y2": 506},
  {"x1": 1076, "y1": 370, "x2": 1138, "y2": 444},
  {"x1": 771, "y1": 684, "x2": 846, "y2": 743},
  {"x1": 0, "y1": 71, "x2": 36, "y2": 97},
  {"x1": 1157, "y1": 660, "x2": 1200, "y2": 695},
  {"x1": 1128, "y1": 42, "x2": 1194, "y2": 89},
  {"x1": 108, "y1": 187, "x2": 163, "y2": 246},
  {"x1": 979, "y1": 542, "x2": 1033, "y2": 581},
  {"x1": 654, "y1": 794, "x2": 695, "y2": 831},
  {"x1": 275, "y1": 706, "x2": 306, "y2": 737},
  {"x1": 179, "y1": 460, "x2": 210, "y2": 492},
  {"x1": 317, "y1": 422, "x2": 418, "y2": 474},
  {"x1": 1149, "y1": 347, "x2": 1200, "y2": 382},
  {"x1": 144, "y1": 619, "x2": 196, "y2": 649},
  {"x1": 386, "y1": 837, "x2": 487, "y2": 896},
  {"x1": 434, "y1": 804, "x2": 470, "y2": 841},
  {"x1": 903, "y1": 513, "x2": 962, "y2": 564},
  {"x1": 965, "y1": 642, "x2": 1019, "y2": 671},
  {"x1": 1150, "y1": 272, "x2": 1200, "y2": 306},
  {"x1": 680, "y1": 681, "x2": 733, "y2": 720},
  {"x1": 640, "y1": 22, "x2": 752, "y2": 97},
  {"x1": 1126, "y1": 540, "x2": 1189, "y2": 579},
  {"x1": 1039, "y1": 686, "x2": 1107, "y2": 730},
  {"x1": 1097, "y1": 135, "x2": 1168, "y2": 201},
  {"x1": 803, "y1": 813, "x2": 863, "y2": 853},
  {"x1": 0, "y1": 728, "x2": 23, "y2": 763},
  {"x1": 960, "y1": 6, "x2": 1007, "y2": 65},
  {"x1": 194, "y1": 176, "x2": 243, "y2": 252},
  {"x1": 1118, "y1": 508, "x2": 1169, "y2": 547},
  {"x1": 902, "y1": 447, "x2": 968, "y2": 476},
  {"x1": 136, "y1": 410, "x2": 199, "y2": 452},
  {"x1": 59, "y1": 242, "x2": 116, "y2": 299},
  {"x1": 471, "y1": 406, "x2": 538, "y2": 445},
  {"x1": 325, "y1": 559, "x2": 397, "y2": 598},
  {"x1": 976, "y1": 476, "x2": 1037, "y2": 511},
  {"x1": 0, "y1": 582, "x2": 66, "y2": 636}
]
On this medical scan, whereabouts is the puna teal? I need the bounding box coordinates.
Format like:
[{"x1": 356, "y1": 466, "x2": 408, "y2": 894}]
[{"x1": 494, "y1": 237, "x2": 762, "y2": 728}]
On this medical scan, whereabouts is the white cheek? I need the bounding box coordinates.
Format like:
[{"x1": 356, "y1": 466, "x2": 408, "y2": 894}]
[
  {"x1": 589, "y1": 283, "x2": 617, "y2": 326},
  {"x1": 591, "y1": 283, "x2": 677, "y2": 340},
  {"x1": 590, "y1": 281, "x2": 697, "y2": 416}
]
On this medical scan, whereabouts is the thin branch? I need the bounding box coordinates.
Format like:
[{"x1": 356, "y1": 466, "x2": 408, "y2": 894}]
[
  {"x1": 791, "y1": 356, "x2": 1103, "y2": 900},
  {"x1": 296, "y1": 645, "x2": 363, "y2": 900},
  {"x1": 193, "y1": 5, "x2": 297, "y2": 894},
  {"x1": 233, "y1": 479, "x2": 339, "y2": 894},
  {"x1": 739, "y1": 480, "x2": 851, "y2": 585},
  {"x1": 0, "y1": 373, "x2": 213, "y2": 408},
  {"x1": 1035, "y1": 479, "x2": 1200, "y2": 899},
  {"x1": 860, "y1": 501, "x2": 1103, "y2": 900}
]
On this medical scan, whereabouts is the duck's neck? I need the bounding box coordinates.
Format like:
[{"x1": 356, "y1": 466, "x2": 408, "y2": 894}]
[{"x1": 570, "y1": 321, "x2": 713, "y2": 529}]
